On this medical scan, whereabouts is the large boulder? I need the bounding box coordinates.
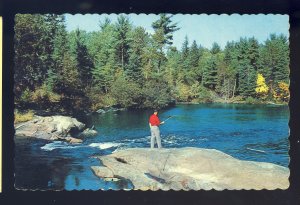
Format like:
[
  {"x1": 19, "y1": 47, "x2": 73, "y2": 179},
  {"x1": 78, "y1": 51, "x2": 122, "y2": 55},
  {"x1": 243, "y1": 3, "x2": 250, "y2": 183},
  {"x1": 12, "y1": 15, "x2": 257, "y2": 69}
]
[
  {"x1": 96, "y1": 106, "x2": 126, "y2": 114},
  {"x1": 15, "y1": 115, "x2": 85, "y2": 143},
  {"x1": 78, "y1": 127, "x2": 98, "y2": 138},
  {"x1": 96, "y1": 109, "x2": 106, "y2": 114},
  {"x1": 91, "y1": 147, "x2": 289, "y2": 190},
  {"x1": 52, "y1": 116, "x2": 85, "y2": 133}
]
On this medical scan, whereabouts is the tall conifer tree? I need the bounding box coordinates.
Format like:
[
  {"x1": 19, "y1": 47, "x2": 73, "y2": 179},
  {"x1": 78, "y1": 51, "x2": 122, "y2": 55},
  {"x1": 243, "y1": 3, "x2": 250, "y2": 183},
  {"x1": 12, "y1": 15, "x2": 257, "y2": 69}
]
[
  {"x1": 151, "y1": 14, "x2": 179, "y2": 73},
  {"x1": 75, "y1": 29, "x2": 94, "y2": 87},
  {"x1": 127, "y1": 27, "x2": 149, "y2": 84},
  {"x1": 115, "y1": 15, "x2": 131, "y2": 71}
]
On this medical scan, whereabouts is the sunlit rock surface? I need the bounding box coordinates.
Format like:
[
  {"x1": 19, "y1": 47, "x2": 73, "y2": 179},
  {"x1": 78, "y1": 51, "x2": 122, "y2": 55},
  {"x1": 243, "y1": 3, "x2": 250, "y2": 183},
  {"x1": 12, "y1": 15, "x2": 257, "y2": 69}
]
[
  {"x1": 91, "y1": 147, "x2": 289, "y2": 190},
  {"x1": 14, "y1": 115, "x2": 93, "y2": 144}
]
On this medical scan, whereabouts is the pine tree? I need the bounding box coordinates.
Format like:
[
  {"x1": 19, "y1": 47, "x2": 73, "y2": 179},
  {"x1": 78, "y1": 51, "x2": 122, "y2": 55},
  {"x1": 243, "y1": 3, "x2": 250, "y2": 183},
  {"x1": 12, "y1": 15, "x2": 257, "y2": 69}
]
[
  {"x1": 74, "y1": 29, "x2": 94, "y2": 87},
  {"x1": 165, "y1": 46, "x2": 181, "y2": 86},
  {"x1": 203, "y1": 56, "x2": 218, "y2": 89},
  {"x1": 127, "y1": 27, "x2": 148, "y2": 84},
  {"x1": 43, "y1": 15, "x2": 66, "y2": 73},
  {"x1": 14, "y1": 14, "x2": 49, "y2": 94},
  {"x1": 47, "y1": 15, "x2": 69, "y2": 91},
  {"x1": 55, "y1": 53, "x2": 88, "y2": 111},
  {"x1": 259, "y1": 33, "x2": 289, "y2": 96},
  {"x1": 151, "y1": 28, "x2": 166, "y2": 74},
  {"x1": 201, "y1": 43, "x2": 222, "y2": 90},
  {"x1": 99, "y1": 17, "x2": 111, "y2": 30},
  {"x1": 142, "y1": 77, "x2": 173, "y2": 109},
  {"x1": 221, "y1": 41, "x2": 239, "y2": 98},
  {"x1": 115, "y1": 15, "x2": 131, "y2": 71},
  {"x1": 180, "y1": 36, "x2": 196, "y2": 85},
  {"x1": 236, "y1": 38, "x2": 259, "y2": 97},
  {"x1": 189, "y1": 40, "x2": 200, "y2": 68},
  {"x1": 181, "y1": 36, "x2": 189, "y2": 60},
  {"x1": 211, "y1": 42, "x2": 221, "y2": 54},
  {"x1": 151, "y1": 14, "x2": 179, "y2": 73},
  {"x1": 55, "y1": 53, "x2": 79, "y2": 95},
  {"x1": 90, "y1": 21, "x2": 117, "y2": 93},
  {"x1": 197, "y1": 49, "x2": 211, "y2": 85},
  {"x1": 151, "y1": 14, "x2": 179, "y2": 45},
  {"x1": 181, "y1": 36, "x2": 190, "y2": 73}
]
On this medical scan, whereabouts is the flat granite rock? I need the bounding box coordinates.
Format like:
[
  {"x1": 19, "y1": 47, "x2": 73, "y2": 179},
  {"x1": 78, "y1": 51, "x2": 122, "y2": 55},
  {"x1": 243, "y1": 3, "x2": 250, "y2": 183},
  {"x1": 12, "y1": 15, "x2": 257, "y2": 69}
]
[
  {"x1": 15, "y1": 115, "x2": 87, "y2": 143},
  {"x1": 91, "y1": 147, "x2": 289, "y2": 190}
]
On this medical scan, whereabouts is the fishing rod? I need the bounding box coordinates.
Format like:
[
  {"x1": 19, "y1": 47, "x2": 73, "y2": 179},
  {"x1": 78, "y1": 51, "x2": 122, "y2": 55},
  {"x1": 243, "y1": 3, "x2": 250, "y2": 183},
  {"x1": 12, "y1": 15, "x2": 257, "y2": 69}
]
[{"x1": 161, "y1": 116, "x2": 174, "y2": 123}]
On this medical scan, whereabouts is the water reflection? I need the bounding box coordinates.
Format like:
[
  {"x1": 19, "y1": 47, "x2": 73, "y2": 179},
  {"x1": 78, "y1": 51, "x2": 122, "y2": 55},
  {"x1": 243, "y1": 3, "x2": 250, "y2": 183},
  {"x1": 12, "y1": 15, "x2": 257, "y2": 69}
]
[
  {"x1": 246, "y1": 137, "x2": 289, "y2": 152},
  {"x1": 15, "y1": 138, "x2": 72, "y2": 190}
]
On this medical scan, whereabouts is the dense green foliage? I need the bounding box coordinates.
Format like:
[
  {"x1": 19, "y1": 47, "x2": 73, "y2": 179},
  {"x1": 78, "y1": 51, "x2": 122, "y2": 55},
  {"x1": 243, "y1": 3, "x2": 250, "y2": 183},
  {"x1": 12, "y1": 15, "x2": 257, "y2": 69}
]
[{"x1": 14, "y1": 14, "x2": 289, "y2": 113}]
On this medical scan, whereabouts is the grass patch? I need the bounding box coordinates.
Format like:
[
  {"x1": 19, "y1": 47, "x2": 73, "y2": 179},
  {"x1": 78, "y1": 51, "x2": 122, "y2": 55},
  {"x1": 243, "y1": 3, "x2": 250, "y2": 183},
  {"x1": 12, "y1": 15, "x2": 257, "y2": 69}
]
[
  {"x1": 244, "y1": 97, "x2": 260, "y2": 104},
  {"x1": 14, "y1": 110, "x2": 34, "y2": 124}
]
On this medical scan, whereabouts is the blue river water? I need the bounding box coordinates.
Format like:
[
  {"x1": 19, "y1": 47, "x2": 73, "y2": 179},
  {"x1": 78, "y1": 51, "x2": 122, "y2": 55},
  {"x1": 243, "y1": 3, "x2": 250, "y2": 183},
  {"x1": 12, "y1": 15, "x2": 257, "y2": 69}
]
[{"x1": 14, "y1": 103, "x2": 289, "y2": 190}]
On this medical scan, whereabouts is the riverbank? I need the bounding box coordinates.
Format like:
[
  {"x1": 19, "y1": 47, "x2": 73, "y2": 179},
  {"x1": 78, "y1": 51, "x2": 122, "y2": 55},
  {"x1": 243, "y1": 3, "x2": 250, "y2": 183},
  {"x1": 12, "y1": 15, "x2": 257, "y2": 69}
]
[
  {"x1": 15, "y1": 98, "x2": 287, "y2": 124},
  {"x1": 18, "y1": 97, "x2": 286, "y2": 119},
  {"x1": 177, "y1": 97, "x2": 288, "y2": 106},
  {"x1": 92, "y1": 147, "x2": 290, "y2": 190}
]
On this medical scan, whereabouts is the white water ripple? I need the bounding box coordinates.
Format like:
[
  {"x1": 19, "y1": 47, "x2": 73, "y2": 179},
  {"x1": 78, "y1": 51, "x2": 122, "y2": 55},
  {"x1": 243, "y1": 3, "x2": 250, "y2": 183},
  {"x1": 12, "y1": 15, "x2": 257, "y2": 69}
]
[
  {"x1": 41, "y1": 141, "x2": 83, "y2": 151},
  {"x1": 89, "y1": 142, "x2": 122, "y2": 150}
]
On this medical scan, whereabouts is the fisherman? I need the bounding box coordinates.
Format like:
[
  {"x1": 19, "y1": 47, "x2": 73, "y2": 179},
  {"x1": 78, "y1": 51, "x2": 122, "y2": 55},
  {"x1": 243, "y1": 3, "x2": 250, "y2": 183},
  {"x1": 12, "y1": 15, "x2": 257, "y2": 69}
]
[{"x1": 149, "y1": 110, "x2": 164, "y2": 148}]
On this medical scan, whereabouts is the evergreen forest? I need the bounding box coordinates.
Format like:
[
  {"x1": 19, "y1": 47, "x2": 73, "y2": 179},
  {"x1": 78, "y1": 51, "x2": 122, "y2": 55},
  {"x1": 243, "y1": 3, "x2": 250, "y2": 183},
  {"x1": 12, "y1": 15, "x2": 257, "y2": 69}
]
[{"x1": 14, "y1": 14, "x2": 290, "y2": 114}]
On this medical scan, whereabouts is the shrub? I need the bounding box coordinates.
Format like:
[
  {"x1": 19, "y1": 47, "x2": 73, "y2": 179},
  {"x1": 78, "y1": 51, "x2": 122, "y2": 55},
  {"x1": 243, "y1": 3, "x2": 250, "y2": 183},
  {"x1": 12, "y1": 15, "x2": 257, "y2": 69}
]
[
  {"x1": 14, "y1": 110, "x2": 34, "y2": 123},
  {"x1": 101, "y1": 94, "x2": 117, "y2": 107},
  {"x1": 110, "y1": 76, "x2": 142, "y2": 108},
  {"x1": 19, "y1": 88, "x2": 32, "y2": 104},
  {"x1": 273, "y1": 82, "x2": 289, "y2": 102},
  {"x1": 245, "y1": 96, "x2": 259, "y2": 104},
  {"x1": 176, "y1": 82, "x2": 202, "y2": 102},
  {"x1": 89, "y1": 94, "x2": 116, "y2": 111},
  {"x1": 198, "y1": 86, "x2": 214, "y2": 103},
  {"x1": 255, "y1": 73, "x2": 269, "y2": 99},
  {"x1": 176, "y1": 83, "x2": 190, "y2": 102},
  {"x1": 31, "y1": 84, "x2": 61, "y2": 103},
  {"x1": 142, "y1": 77, "x2": 173, "y2": 109},
  {"x1": 86, "y1": 85, "x2": 117, "y2": 111}
]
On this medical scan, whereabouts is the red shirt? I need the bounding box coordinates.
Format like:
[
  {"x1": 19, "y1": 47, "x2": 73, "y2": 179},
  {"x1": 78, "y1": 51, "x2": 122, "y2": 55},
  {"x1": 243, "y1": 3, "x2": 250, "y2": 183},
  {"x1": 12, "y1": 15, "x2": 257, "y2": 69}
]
[{"x1": 149, "y1": 114, "x2": 161, "y2": 126}]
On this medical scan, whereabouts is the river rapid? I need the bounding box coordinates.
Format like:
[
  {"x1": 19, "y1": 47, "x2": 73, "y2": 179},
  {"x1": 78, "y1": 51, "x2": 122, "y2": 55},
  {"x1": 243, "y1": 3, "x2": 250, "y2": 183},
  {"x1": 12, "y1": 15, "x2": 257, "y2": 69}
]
[{"x1": 15, "y1": 103, "x2": 289, "y2": 190}]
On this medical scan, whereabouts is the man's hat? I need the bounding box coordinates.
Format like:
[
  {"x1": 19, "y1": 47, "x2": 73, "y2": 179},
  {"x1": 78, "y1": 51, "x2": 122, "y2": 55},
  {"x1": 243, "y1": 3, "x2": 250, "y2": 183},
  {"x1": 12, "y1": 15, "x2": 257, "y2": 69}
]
[{"x1": 154, "y1": 109, "x2": 158, "y2": 112}]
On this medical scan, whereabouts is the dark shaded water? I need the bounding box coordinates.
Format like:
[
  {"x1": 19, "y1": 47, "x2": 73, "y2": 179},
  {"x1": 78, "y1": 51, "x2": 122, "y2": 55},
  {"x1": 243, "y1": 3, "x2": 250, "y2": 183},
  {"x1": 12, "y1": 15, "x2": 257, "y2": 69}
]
[{"x1": 15, "y1": 103, "x2": 289, "y2": 190}]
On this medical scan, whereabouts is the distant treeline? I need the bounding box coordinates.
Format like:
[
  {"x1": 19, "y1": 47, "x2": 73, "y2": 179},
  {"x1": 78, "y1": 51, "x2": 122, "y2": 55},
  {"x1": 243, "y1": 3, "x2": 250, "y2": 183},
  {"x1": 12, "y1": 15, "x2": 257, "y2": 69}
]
[{"x1": 14, "y1": 14, "x2": 289, "y2": 113}]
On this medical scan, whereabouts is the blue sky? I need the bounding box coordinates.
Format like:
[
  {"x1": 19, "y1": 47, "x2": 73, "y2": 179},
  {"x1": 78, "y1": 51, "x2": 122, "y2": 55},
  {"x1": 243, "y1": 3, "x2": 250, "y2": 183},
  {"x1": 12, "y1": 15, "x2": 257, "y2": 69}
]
[{"x1": 64, "y1": 14, "x2": 289, "y2": 49}]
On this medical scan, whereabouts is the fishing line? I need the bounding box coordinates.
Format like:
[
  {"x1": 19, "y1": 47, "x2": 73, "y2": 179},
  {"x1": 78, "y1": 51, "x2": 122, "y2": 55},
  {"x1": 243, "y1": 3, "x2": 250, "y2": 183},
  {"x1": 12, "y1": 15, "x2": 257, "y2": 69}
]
[{"x1": 246, "y1": 147, "x2": 266, "y2": 153}]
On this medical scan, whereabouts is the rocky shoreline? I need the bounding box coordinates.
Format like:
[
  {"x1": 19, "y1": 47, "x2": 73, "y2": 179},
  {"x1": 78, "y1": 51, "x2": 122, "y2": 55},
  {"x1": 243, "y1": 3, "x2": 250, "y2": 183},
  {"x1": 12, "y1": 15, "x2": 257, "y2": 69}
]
[
  {"x1": 14, "y1": 113, "x2": 289, "y2": 191},
  {"x1": 91, "y1": 147, "x2": 289, "y2": 190},
  {"x1": 15, "y1": 115, "x2": 97, "y2": 144}
]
